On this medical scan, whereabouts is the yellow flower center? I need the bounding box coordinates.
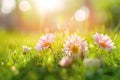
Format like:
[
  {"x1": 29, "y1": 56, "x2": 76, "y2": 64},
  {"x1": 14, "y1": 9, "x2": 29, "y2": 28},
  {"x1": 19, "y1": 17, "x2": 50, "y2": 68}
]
[
  {"x1": 70, "y1": 45, "x2": 79, "y2": 54},
  {"x1": 99, "y1": 41, "x2": 106, "y2": 48},
  {"x1": 43, "y1": 42, "x2": 50, "y2": 47}
]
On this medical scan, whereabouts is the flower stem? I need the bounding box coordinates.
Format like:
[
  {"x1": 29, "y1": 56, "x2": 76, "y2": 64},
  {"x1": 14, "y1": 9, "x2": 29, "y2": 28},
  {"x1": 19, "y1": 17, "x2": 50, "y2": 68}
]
[{"x1": 81, "y1": 52, "x2": 85, "y2": 61}]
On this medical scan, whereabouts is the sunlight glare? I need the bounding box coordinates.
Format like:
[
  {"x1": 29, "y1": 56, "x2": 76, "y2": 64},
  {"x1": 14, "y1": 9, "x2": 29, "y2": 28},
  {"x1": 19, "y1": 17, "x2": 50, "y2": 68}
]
[{"x1": 33, "y1": 0, "x2": 64, "y2": 14}]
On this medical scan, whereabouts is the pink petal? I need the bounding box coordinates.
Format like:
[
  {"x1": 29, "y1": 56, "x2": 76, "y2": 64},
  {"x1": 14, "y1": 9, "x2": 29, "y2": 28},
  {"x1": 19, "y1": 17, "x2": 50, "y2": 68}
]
[{"x1": 46, "y1": 34, "x2": 54, "y2": 43}]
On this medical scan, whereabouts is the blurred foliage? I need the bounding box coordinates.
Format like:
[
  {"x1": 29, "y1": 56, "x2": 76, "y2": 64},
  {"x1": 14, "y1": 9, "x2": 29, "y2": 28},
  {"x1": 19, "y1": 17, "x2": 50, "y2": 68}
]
[{"x1": 0, "y1": 0, "x2": 120, "y2": 32}]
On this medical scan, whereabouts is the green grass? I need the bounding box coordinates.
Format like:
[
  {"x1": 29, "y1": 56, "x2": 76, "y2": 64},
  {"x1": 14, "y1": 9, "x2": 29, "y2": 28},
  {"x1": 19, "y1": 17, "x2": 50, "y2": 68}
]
[{"x1": 0, "y1": 29, "x2": 120, "y2": 80}]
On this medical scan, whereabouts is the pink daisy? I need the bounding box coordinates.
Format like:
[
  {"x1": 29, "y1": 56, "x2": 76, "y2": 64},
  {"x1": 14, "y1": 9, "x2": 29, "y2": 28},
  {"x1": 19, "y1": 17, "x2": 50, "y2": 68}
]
[
  {"x1": 59, "y1": 56, "x2": 73, "y2": 67},
  {"x1": 94, "y1": 33, "x2": 115, "y2": 50},
  {"x1": 63, "y1": 34, "x2": 88, "y2": 58},
  {"x1": 36, "y1": 33, "x2": 54, "y2": 51}
]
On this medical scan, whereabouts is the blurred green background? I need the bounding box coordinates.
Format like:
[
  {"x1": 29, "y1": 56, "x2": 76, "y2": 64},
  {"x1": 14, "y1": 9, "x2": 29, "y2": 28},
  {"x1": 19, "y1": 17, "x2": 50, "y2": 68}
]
[{"x1": 0, "y1": 0, "x2": 120, "y2": 33}]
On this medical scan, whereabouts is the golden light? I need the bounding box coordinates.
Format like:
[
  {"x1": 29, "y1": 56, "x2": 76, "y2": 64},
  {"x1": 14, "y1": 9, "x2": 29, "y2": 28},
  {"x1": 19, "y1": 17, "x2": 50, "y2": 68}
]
[{"x1": 33, "y1": 0, "x2": 64, "y2": 15}]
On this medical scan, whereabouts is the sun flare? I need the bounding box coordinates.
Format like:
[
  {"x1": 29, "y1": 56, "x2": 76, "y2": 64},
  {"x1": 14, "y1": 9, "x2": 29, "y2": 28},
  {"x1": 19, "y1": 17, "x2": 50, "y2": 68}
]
[{"x1": 33, "y1": 0, "x2": 64, "y2": 15}]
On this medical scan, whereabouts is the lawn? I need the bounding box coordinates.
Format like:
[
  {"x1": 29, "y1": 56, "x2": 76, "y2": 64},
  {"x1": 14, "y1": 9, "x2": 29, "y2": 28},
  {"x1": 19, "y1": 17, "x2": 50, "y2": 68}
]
[{"x1": 0, "y1": 28, "x2": 120, "y2": 80}]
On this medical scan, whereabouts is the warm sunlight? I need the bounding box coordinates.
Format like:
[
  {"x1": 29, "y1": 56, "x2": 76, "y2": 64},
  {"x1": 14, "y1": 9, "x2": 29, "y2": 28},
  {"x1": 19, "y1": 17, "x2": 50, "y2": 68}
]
[
  {"x1": 33, "y1": 0, "x2": 64, "y2": 15},
  {"x1": 1, "y1": 0, "x2": 120, "y2": 80}
]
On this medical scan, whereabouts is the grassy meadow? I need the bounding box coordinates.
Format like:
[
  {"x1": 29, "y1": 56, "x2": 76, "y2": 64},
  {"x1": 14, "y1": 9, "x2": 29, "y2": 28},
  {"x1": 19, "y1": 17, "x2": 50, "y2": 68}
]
[{"x1": 0, "y1": 27, "x2": 120, "y2": 80}]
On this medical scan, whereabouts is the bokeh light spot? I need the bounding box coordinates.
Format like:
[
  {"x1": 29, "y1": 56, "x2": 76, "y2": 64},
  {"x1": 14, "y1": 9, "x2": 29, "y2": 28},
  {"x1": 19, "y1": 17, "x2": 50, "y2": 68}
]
[
  {"x1": 1, "y1": 0, "x2": 16, "y2": 14},
  {"x1": 74, "y1": 6, "x2": 89, "y2": 22},
  {"x1": 19, "y1": 0, "x2": 31, "y2": 12}
]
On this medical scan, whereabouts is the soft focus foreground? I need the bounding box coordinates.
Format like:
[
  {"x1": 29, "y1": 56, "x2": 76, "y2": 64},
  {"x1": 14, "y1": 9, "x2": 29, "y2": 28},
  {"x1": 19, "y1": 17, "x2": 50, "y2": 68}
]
[
  {"x1": 0, "y1": 30, "x2": 120, "y2": 80},
  {"x1": 0, "y1": 0, "x2": 120, "y2": 80}
]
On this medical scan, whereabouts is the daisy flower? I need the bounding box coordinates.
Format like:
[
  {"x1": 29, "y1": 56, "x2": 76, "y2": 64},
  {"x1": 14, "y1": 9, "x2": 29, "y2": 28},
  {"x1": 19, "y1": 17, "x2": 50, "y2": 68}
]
[
  {"x1": 94, "y1": 33, "x2": 115, "y2": 50},
  {"x1": 63, "y1": 34, "x2": 88, "y2": 59},
  {"x1": 36, "y1": 33, "x2": 54, "y2": 51},
  {"x1": 59, "y1": 56, "x2": 73, "y2": 67}
]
